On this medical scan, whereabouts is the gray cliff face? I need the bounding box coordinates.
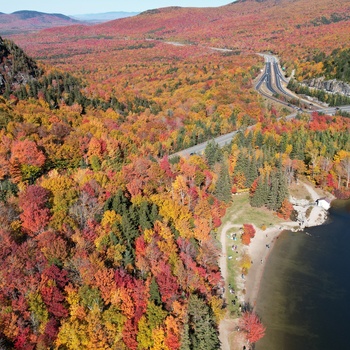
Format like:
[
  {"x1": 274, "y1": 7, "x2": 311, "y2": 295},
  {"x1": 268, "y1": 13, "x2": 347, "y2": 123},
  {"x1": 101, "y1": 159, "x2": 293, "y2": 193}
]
[{"x1": 305, "y1": 77, "x2": 350, "y2": 96}]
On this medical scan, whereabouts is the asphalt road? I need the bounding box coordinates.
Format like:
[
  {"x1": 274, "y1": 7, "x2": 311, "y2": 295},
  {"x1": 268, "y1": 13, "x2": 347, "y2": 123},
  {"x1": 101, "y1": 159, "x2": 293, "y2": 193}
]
[{"x1": 170, "y1": 54, "x2": 350, "y2": 158}]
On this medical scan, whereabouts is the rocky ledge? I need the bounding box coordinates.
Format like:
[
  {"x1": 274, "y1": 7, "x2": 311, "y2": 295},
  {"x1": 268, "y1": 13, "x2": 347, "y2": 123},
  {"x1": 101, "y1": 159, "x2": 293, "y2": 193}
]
[
  {"x1": 304, "y1": 77, "x2": 350, "y2": 97},
  {"x1": 290, "y1": 196, "x2": 328, "y2": 230}
]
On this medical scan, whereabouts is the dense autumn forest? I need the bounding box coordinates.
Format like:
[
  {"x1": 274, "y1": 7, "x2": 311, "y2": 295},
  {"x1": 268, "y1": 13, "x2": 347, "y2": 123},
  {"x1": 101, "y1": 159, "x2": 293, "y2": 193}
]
[{"x1": 0, "y1": 0, "x2": 350, "y2": 348}]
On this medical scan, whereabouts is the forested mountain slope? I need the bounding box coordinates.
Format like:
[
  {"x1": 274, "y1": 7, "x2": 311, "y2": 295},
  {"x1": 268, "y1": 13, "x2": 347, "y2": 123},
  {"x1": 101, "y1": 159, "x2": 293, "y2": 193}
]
[
  {"x1": 6, "y1": 0, "x2": 350, "y2": 86},
  {"x1": 0, "y1": 0, "x2": 349, "y2": 348},
  {"x1": 9, "y1": 0, "x2": 350, "y2": 59},
  {"x1": 0, "y1": 37, "x2": 42, "y2": 95}
]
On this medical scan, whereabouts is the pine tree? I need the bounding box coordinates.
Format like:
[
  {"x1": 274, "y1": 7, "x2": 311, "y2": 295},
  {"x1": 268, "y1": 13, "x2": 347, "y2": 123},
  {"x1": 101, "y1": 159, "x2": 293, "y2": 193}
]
[
  {"x1": 250, "y1": 176, "x2": 267, "y2": 208},
  {"x1": 180, "y1": 322, "x2": 191, "y2": 350},
  {"x1": 187, "y1": 294, "x2": 220, "y2": 350},
  {"x1": 214, "y1": 161, "x2": 231, "y2": 203},
  {"x1": 149, "y1": 277, "x2": 161, "y2": 306},
  {"x1": 138, "y1": 201, "x2": 152, "y2": 230},
  {"x1": 123, "y1": 248, "x2": 134, "y2": 268},
  {"x1": 246, "y1": 154, "x2": 258, "y2": 187},
  {"x1": 149, "y1": 203, "x2": 160, "y2": 223},
  {"x1": 234, "y1": 150, "x2": 249, "y2": 187},
  {"x1": 195, "y1": 314, "x2": 221, "y2": 350},
  {"x1": 112, "y1": 189, "x2": 130, "y2": 215},
  {"x1": 276, "y1": 170, "x2": 288, "y2": 210},
  {"x1": 121, "y1": 205, "x2": 139, "y2": 245},
  {"x1": 255, "y1": 131, "x2": 264, "y2": 148},
  {"x1": 266, "y1": 173, "x2": 278, "y2": 211},
  {"x1": 205, "y1": 141, "x2": 222, "y2": 168}
]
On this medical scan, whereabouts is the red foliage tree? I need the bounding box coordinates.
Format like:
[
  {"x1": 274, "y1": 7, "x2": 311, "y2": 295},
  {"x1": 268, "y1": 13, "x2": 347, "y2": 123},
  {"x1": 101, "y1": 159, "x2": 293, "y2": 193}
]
[
  {"x1": 14, "y1": 327, "x2": 33, "y2": 350},
  {"x1": 40, "y1": 285, "x2": 68, "y2": 318},
  {"x1": 122, "y1": 319, "x2": 138, "y2": 350},
  {"x1": 40, "y1": 266, "x2": 69, "y2": 318},
  {"x1": 10, "y1": 139, "x2": 46, "y2": 182},
  {"x1": 240, "y1": 311, "x2": 266, "y2": 344},
  {"x1": 155, "y1": 260, "x2": 179, "y2": 310},
  {"x1": 132, "y1": 278, "x2": 148, "y2": 322},
  {"x1": 159, "y1": 155, "x2": 176, "y2": 179},
  {"x1": 44, "y1": 318, "x2": 59, "y2": 341},
  {"x1": 19, "y1": 185, "x2": 51, "y2": 236}
]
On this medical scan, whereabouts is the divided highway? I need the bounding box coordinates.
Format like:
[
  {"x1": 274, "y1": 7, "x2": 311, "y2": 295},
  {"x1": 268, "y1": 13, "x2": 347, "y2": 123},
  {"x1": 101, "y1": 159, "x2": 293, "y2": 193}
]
[{"x1": 170, "y1": 54, "x2": 350, "y2": 158}]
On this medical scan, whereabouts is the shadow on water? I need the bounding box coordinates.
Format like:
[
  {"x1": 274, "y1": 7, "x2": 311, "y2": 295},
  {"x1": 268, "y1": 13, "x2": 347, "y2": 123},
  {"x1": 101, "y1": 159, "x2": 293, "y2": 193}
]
[{"x1": 255, "y1": 200, "x2": 350, "y2": 350}]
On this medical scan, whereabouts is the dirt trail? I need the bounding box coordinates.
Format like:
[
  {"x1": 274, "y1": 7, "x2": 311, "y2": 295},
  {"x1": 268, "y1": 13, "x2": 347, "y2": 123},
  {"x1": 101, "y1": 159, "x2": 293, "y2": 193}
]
[{"x1": 218, "y1": 221, "x2": 239, "y2": 350}]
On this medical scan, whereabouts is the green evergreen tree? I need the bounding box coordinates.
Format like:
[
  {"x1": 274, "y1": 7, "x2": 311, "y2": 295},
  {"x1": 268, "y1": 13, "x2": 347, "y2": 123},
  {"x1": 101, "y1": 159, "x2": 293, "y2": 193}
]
[
  {"x1": 149, "y1": 277, "x2": 162, "y2": 306},
  {"x1": 195, "y1": 314, "x2": 221, "y2": 350},
  {"x1": 234, "y1": 150, "x2": 249, "y2": 182},
  {"x1": 123, "y1": 248, "x2": 134, "y2": 268},
  {"x1": 214, "y1": 161, "x2": 231, "y2": 203},
  {"x1": 149, "y1": 203, "x2": 160, "y2": 223},
  {"x1": 255, "y1": 131, "x2": 264, "y2": 148},
  {"x1": 276, "y1": 170, "x2": 288, "y2": 209},
  {"x1": 121, "y1": 205, "x2": 139, "y2": 245},
  {"x1": 112, "y1": 189, "x2": 130, "y2": 215},
  {"x1": 266, "y1": 173, "x2": 278, "y2": 211},
  {"x1": 250, "y1": 176, "x2": 267, "y2": 208},
  {"x1": 233, "y1": 131, "x2": 246, "y2": 148},
  {"x1": 138, "y1": 201, "x2": 152, "y2": 230},
  {"x1": 246, "y1": 154, "x2": 258, "y2": 187},
  {"x1": 180, "y1": 322, "x2": 191, "y2": 350},
  {"x1": 187, "y1": 294, "x2": 220, "y2": 350},
  {"x1": 205, "y1": 141, "x2": 222, "y2": 168}
]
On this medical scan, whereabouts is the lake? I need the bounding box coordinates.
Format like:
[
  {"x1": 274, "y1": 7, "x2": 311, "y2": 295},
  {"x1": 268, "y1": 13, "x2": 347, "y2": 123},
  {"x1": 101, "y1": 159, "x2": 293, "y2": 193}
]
[{"x1": 255, "y1": 199, "x2": 350, "y2": 350}]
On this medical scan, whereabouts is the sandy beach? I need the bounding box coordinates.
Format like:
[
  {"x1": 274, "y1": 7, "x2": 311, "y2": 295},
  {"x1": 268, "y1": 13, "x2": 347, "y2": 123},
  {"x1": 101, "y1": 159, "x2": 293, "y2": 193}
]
[
  {"x1": 244, "y1": 226, "x2": 285, "y2": 309},
  {"x1": 244, "y1": 181, "x2": 334, "y2": 308},
  {"x1": 219, "y1": 181, "x2": 335, "y2": 350}
]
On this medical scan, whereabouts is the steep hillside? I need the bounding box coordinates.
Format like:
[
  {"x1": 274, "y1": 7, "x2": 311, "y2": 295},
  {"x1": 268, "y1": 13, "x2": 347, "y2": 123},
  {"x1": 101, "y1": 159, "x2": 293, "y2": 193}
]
[
  {"x1": 0, "y1": 10, "x2": 80, "y2": 35},
  {"x1": 0, "y1": 36, "x2": 42, "y2": 95}
]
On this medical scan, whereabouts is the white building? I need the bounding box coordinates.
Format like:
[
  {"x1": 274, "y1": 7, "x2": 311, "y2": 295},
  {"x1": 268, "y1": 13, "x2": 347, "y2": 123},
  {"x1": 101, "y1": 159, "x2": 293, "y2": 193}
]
[{"x1": 315, "y1": 197, "x2": 331, "y2": 210}]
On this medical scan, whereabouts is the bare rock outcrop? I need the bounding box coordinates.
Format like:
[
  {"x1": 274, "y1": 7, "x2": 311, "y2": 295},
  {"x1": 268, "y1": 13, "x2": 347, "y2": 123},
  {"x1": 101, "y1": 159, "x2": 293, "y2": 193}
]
[
  {"x1": 289, "y1": 196, "x2": 329, "y2": 230},
  {"x1": 305, "y1": 77, "x2": 350, "y2": 96}
]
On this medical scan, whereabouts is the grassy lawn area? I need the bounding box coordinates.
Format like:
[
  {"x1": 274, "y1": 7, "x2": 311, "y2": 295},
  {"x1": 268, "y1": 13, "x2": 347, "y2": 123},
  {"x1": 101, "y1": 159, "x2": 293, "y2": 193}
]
[
  {"x1": 223, "y1": 193, "x2": 285, "y2": 229},
  {"x1": 220, "y1": 193, "x2": 286, "y2": 316},
  {"x1": 225, "y1": 242, "x2": 241, "y2": 316}
]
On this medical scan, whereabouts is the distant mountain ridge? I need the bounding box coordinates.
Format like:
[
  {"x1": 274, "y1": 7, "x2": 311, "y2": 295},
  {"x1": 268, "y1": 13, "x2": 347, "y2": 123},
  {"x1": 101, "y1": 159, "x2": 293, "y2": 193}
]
[
  {"x1": 11, "y1": 10, "x2": 73, "y2": 21},
  {"x1": 4, "y1": 0, "x2": 350, "y2": 67},
  {"x1": 72, "y1": 11, "x2": 139, "y2": 23},
  {"x1": 0, "y1": 10, "x2": 80, "y2": 35}
]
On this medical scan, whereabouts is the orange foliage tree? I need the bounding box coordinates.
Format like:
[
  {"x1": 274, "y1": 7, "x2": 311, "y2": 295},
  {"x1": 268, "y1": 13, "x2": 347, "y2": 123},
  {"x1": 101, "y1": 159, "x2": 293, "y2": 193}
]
[{"x1": 241, "y1": 224, "x2": 256, "y2": 246}]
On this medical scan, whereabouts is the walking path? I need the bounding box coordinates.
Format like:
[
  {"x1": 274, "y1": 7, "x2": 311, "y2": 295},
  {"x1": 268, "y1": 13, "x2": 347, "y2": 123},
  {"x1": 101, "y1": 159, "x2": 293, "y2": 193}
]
[{"x1": 218, "y1": 181, "x2": 333, "y2": 349}]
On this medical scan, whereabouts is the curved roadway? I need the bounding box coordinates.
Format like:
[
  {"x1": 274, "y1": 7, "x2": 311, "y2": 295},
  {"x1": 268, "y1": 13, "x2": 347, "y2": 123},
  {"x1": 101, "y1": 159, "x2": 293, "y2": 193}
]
[{"x1": 171, "y1": 54, "x2": 350, "y2": 158}]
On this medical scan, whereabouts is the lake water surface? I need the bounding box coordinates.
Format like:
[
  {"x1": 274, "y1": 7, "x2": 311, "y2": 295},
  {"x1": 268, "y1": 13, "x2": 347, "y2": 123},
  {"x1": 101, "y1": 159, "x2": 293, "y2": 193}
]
[{"x1": 255, "y1": 199, "x2": 350, "y2": 350}]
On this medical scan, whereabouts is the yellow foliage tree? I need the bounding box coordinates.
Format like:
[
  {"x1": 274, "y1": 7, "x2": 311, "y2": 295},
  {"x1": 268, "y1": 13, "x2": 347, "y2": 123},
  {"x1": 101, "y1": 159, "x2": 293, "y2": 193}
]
[{"x1": 240, "y1": 252, "x2": 252, "y2": 275}]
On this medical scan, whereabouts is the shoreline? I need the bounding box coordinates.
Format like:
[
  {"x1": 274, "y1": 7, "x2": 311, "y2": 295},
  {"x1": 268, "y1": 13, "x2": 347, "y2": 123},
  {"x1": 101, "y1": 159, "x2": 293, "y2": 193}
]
[
  {"x1": 244, "y1": 181, "x2": 335, "y2": 309},
  {"x1": 219, "y1": 180, "x2": 335, "y2": 350},
  {"x1": 244, "y1": 226, "x2": 286, "y2": 309}
]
